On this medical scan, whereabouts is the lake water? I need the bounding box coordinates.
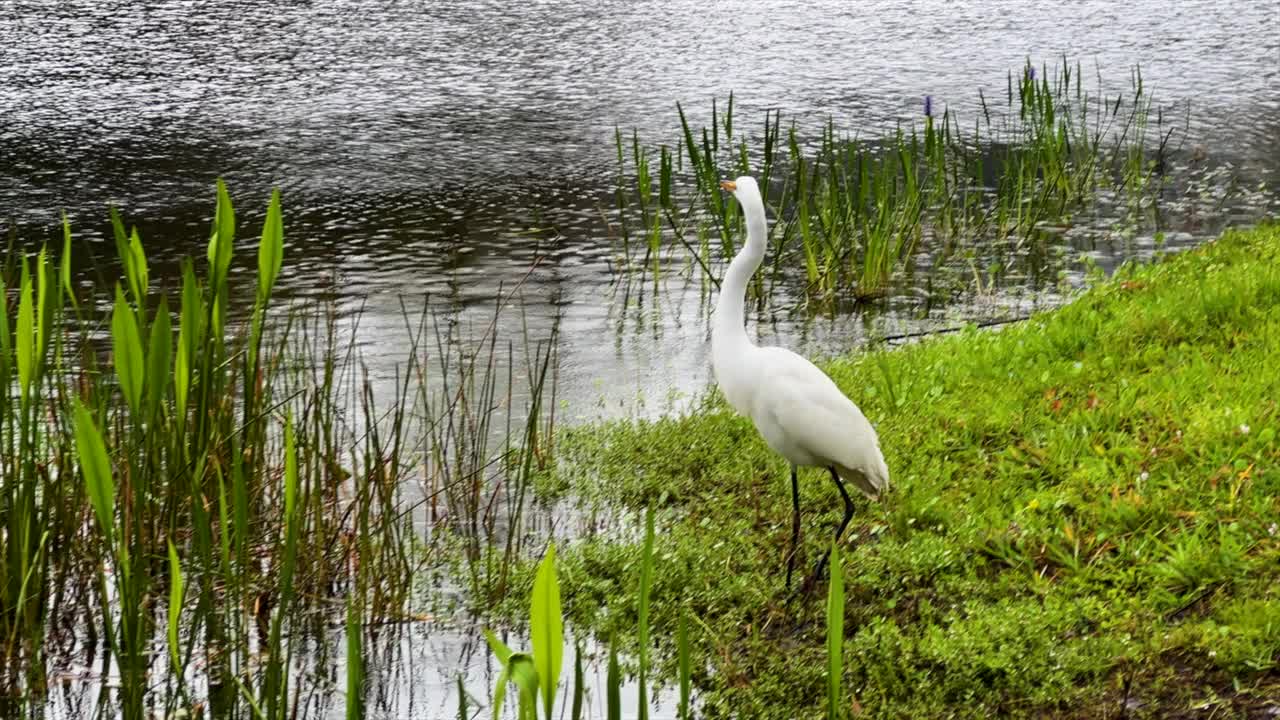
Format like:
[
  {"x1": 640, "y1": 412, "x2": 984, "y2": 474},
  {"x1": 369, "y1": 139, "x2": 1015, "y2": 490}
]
[
  {"x1": 3, "y1": 1, "x2": 1278, "y2": 716},
  {"x1": 4, "y1": 0, "x2": 1278, "y2": 421}
]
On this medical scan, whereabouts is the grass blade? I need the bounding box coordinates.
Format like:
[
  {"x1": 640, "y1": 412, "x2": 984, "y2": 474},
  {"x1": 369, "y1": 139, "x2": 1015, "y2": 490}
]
[
  {"x1": 677, "y1": 610, "x2": 691, "y2": 720},
  {"x1": 346, "y1": 594, "x2": 364, "y2": 720},
  {"x1": 60, "y1": 213, "x2": 77, "y2": 309},
  {"x1": 826, "y1": 544, "x2": 845, "y2": 720},
  {"x1": 606, "y1": 635, "x2": 620, "y2": 720},
  {"x1": 167, "y1": 540, "x2": 184, "y2": 677},
  {"x1": 637, "y1": 507, "x2": 655, "y2": 720},
  {"x1": 571, "y1": 642, "x2": 584, "y2": 720}
]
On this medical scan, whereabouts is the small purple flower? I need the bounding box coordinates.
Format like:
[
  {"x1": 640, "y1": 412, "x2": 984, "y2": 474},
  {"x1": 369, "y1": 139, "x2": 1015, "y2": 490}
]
[
  {"x1": 924, "y1": 95, "x2": 933, "y2": 118},
  {"x1": 1028, "y1": 66, "x2": 1036, "y2": 82}
]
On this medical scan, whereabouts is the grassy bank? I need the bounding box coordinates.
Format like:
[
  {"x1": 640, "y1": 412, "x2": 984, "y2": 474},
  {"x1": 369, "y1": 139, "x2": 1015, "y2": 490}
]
[{"x1": 548, "y1": 222, "x2": 1280, "y2": 718}]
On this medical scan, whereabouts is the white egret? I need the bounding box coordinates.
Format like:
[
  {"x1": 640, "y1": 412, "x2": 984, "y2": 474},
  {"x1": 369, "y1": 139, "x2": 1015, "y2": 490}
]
[{"x1": 712, "y1": 176, "x2": 889, "y2": 590}]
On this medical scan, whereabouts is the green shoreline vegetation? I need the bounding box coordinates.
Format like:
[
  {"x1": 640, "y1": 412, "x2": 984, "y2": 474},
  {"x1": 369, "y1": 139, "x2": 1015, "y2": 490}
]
[
  {"x1": 539, "y1": 222, "x2": 1280, "y2": 718},
  {"x1": 611, "y1": 59, "x2": 1187, "y2": 307},
  {"x1": 0, "y1": 184, "x2": 558, "y2": 718}
]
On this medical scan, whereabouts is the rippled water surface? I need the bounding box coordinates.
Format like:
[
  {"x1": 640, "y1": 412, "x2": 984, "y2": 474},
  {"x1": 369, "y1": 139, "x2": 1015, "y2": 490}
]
[
  {"x1": 3, "y1": 1, "x2": 1279, "y2": 715},
  {"x1": 4, "y1": 0, "x2": 1278, "y2": 421},
  {"x1": 2, "y1": 2, "x2": 1280, "y2": 415}
]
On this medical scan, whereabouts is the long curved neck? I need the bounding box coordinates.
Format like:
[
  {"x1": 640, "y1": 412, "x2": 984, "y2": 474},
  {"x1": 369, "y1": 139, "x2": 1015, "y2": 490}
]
[{"x1": 713, "y1": 195, "x2": 768, "y2": 351}]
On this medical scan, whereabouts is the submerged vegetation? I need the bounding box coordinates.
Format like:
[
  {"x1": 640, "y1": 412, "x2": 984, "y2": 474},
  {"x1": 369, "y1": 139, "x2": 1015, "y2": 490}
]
[
  {"x1": 608, "y1": 59, "x2": 1244, "y2": 309},
  {"x1": 548, "y1": 222, "x2": 1280, "y2": 717}
]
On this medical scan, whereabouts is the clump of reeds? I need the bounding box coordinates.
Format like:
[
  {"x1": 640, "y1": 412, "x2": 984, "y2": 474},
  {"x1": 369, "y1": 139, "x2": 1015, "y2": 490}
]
[
  {"x1": 0, "y1": 181, "x2": 561, "y2": 717},
  {"x1": 610, "y1": 58, "x2": 1175, "y2": 307}
]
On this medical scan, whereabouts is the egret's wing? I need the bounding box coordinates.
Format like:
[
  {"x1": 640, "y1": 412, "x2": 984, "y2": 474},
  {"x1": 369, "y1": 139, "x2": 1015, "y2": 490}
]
[{"x1": 759, "y1": 348, "x2": 884, "y2": 476}]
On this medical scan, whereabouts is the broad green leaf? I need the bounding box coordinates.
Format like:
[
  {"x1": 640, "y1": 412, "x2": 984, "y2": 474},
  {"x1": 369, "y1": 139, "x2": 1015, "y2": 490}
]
[
  {"x1": 530, "y1": 543, "x2": 563, "y2": 720},
  {"x1": 147, "y1": 296, "x2": 172, "y2": 422},
  {"x1": 492, "y1": 665, "x2": 510, "y2": 720},
  {"x1": 34, "y1": 245, "x2": 48, "y2": 363},
  {"x1": 15, "y1": 258, "x2": 33, "y2": 398},
  {"x1": 258, "y1": 188, "x2": 284, "y2": 301},
  {"x1": 826, "y1": 544, "x2": 845, "y2": 720},
  {"x1": 111, "y1": 285, "x2": 144, "y2": 414},
  {"x1": 508, "y1": 654, "x2": 539, "y2": 720},
  {"x1": 179, "y1": 259, "x2": 204, "y2": 347},
  {"x1": 484, "y1": 628, "x2": 514, "y2": 666},
  {"x1": 0, "y1": 275, "x2": 11, "y2": 391},
  {"x1": 60, "y1": 212, "x2": 76, "y2": 309},
  {"x1": 174, "y1": 262, "x2": 202, "y2": 418},
  {"x1": 486, "y1": 629, "x2": 517, "y2": 720},
  {"x1": 73, "y1": 401, "x2": 114, "y2": 545},
  {"x1": 125, "y1": 228, "x2": 149, "y2": 305},
  {"x1": 174, "y1": 327, "x2": 190, "y2": 419},
  {"x1": 167, "y1": 541, "x2": 185, "y2": 675},
  {"x1": 490, "y1": 651, "x2": 540, "y2": 720},
  {"x1": 208, "y1": 179, "x2": 235, "y2": 288},
  {"x1": 109, "y1": 206, "x2": 129, "y2": 261}
]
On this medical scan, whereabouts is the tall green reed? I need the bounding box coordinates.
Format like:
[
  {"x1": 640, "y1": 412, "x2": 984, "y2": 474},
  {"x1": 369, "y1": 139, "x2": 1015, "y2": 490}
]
[
  {"x1": 611, "y1": 58, "x2": 1172, "y2": 307},
  {"x1": 0, "y1": 182, "x2": 426, "y2": 718}
]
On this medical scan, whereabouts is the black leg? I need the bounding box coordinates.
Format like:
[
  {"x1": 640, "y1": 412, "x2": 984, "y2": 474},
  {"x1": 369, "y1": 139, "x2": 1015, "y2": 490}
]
[
  {"x1": 805, "y1": 467, "x2": 857, "y2": 589},
  {"x1": 785, "y1": 465, "x2": 801, "y2": 591},
  {"x1": 829, "y1": 466, "x2": 857, "y2": 544}
]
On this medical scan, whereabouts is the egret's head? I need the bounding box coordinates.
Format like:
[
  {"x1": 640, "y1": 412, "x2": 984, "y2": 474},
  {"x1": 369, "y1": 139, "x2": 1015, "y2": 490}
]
[{"x1": 719, "y1": 176, "x2": 761, "y2": 206}]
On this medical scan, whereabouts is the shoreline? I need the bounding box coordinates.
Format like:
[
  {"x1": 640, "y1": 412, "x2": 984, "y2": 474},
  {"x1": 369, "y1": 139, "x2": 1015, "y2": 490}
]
[{"x1": 544, "y1": 221, "x2": 1280, "y2": 718}]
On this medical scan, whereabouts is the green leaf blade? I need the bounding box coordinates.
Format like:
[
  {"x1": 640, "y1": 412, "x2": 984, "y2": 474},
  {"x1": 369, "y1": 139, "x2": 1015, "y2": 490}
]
[
  {"x1": 167, "y1": 540, "x2": 185, "y2": 676},
  {"x1": 530, "y1": 543, "x2": 564, "y2": 720},
  {"x1": 147, "y1": 296, "x2": 172, "y2": 422},
  {"x1": 826, "y1": 544, "x2": 845, "y2": 720},
  {"x1": 73, "y1": 401, "x2": 115, "y2": 546},
  {"x1": 111, "y1": 285, "x2": 145, "y2": 414},
  {"x1": 258, "y1": 188, "x2": 284, "y2": 301},
  {"x1": 15, "y1": 259, "x2": 34, "y2": 398}
]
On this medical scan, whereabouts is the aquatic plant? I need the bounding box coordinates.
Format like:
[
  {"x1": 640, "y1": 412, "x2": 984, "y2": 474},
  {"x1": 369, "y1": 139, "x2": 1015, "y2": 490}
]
[
  {"x1": 0, "y1": 182, "x2": 561, "y2": 717},
  {"x1": 611, "y1": 57, "x2": 1180, "y2": 308}
]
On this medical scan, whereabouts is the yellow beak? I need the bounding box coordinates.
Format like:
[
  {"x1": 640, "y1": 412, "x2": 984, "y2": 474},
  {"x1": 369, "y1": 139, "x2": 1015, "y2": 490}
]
[{"x1": 720, "y1": 180, "x2": 737, "y2": 192}]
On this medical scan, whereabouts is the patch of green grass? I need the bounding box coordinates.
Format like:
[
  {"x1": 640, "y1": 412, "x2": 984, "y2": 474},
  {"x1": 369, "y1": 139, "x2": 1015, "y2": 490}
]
[{"x1": 548, "y1": 222, "x2": 1280, "y2": 718}]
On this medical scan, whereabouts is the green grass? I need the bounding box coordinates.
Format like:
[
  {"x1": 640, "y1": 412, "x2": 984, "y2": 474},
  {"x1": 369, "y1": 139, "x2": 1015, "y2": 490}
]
[{"x1": 547, "y1": 222, "x2": 1280, "y2": 718}]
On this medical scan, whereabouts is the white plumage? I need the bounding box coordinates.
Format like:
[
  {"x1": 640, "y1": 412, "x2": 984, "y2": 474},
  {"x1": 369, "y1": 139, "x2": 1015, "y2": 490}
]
[{"x1": 712, "y1": 176, "x2": 889, "y2": 590}]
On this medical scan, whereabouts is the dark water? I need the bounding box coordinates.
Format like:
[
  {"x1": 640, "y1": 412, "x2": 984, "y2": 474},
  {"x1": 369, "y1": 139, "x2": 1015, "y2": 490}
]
[{"x1": 3, "y1": 1, "x2": 1279, "y2": 716}]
